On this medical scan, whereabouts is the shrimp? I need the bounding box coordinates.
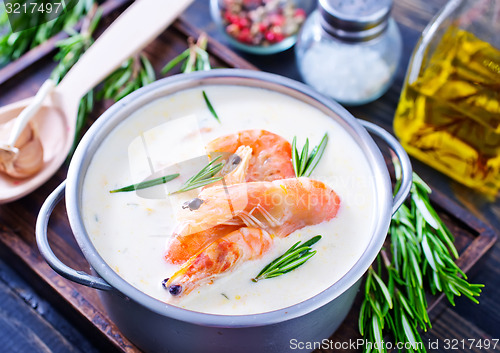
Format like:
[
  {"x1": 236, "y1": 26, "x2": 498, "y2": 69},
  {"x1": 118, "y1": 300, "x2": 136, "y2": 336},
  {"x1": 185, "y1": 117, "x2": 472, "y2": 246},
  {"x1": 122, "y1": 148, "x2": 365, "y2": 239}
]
[
  {"x1": 164, "y1": 227, "x2": 272, "y2": 297},
  {"x1": 164, "y1": 179, "x2": 339, "y2": 295},
  {"x1": 164, "y1": 146, "x2": 252, "y2": 264},
  {"x1": 164, "y1": 224, "x2": 240, "y2": 264},
  {"x1": 164, "y1": 131, "x2": 293, "y2": 263},
  {"x1": 206, "y1": 129, "x2": 295, "y2": 182},
  {"x1": 173, "y1": 177, "x2": 341, "y2": 239}
]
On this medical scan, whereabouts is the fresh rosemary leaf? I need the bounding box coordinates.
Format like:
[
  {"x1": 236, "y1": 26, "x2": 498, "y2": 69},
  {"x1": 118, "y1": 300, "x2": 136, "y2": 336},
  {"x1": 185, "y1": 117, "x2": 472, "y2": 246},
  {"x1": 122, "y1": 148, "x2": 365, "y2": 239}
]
[
  {"x1": 300, "y1": 234, "x2": 322, "y2": 248},
  {"x1": 401, "y1": 312, "x2": 418, "y2": 348},
  {"x1": 412, "y1": 192, "x2": 439, "y2": 229},
  {"x1": 195, "y1": 47, "x2": 211, "y2": 71},
  {"x1": 371, "y1": 270, "x2": 393, "y2": 309},
  {"x1": 422, "y1": 234, "x2": 438, "y2": 271},
  {"x1": 292, "y1": 133, "x2": 328, "y2": 177},
  {"x1": 372, "y1": 316, "x2": 384, "y2": 353},
  {"x1": 396, "y1": 292, "x2": 413, "y2": 319},
  {"x1": 110, "y1": 173, "x2": 179, "y2": 193},
  {"x1": 304, "y1": 133, "x2": 328, "y2": 177},
  {"x1": 170, "y1": 156, "x2": 225, "y2": 194},
  {"x1": 412, "y1": 172, "x2": 432, "y2": 194},
  {"x1": 298, "y1": 138, "x2": 309, "y2": 176},
  {"x1": 252, "y1": 235, "x2": 321, "y2": 282},
  {"x1": 202, "y1": 90, "x2": 220, "y2": 123},
  {"x1": 358, "y1": 300, "x2": 367, "y2": 335},
  {"x1": 142, "y1": 54, "x2": 155, "y2": 81},
  {"x1": 291, "y1": 137, "x2": 300, "y2": 176},
  {"x1": 162, "y1": 48, "x2": 190, "y2": 74}
]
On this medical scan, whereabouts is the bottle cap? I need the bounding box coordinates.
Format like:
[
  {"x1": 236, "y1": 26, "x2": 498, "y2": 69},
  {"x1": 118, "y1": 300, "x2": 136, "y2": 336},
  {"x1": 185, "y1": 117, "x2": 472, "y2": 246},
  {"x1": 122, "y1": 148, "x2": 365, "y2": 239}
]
[{"x1": 319, "y1": 0, "x2": 392, "y2": 41}]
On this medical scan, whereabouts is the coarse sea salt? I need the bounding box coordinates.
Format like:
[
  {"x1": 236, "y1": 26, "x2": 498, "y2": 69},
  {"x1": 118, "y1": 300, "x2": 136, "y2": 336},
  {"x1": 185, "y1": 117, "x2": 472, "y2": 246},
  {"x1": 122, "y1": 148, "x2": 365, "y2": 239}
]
[{"x1": 301, "y1": 42, "x2": 392, "y2": 104}]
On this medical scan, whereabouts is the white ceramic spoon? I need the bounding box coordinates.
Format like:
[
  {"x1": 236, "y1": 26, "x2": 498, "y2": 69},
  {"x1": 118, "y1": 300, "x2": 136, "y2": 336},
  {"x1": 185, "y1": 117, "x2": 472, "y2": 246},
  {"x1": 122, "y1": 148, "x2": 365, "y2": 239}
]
[{"x1": 0, "y1": 0, "x2": 194, "y2": 204}]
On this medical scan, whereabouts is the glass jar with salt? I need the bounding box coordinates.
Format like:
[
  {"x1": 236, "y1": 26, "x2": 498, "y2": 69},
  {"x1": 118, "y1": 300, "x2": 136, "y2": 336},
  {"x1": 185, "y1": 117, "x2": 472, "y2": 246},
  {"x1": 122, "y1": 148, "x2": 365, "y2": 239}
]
[{"x1": 295, "y1": 0, "x2": 402, "y2": 106}]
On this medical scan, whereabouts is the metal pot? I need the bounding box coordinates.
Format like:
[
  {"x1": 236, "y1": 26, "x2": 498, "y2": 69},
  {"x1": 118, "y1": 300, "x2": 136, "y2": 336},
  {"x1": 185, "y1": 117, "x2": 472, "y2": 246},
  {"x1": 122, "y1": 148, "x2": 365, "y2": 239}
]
[{"x1": 36, "y1": 70, "x2": 411, "y2": 353}]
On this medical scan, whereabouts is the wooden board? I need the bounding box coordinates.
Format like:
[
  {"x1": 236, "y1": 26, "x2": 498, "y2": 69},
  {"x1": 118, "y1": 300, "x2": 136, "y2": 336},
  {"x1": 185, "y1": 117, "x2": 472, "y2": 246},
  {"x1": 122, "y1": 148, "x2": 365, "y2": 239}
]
[{"x1": 0, "y1": 3, "x2": 497, "y2": 353}]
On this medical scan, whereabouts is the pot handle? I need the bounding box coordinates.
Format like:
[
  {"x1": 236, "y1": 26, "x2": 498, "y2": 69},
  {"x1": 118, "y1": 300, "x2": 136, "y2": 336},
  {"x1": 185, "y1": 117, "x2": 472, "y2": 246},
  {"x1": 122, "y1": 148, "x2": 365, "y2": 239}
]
[
  {"x1": 358, "y1": 120, "x2": 412, "y2": 214},
  {"x1": 36, "y1": 181, "x2": 113, "y2": 291}
]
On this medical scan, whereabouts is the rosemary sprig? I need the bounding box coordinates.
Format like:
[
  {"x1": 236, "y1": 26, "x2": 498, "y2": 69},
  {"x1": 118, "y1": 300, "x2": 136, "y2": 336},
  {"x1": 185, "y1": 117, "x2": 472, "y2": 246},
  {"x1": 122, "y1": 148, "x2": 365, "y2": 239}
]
[
  {"x1": 110, "y1": 173, "x2": 179, "y2": 193},
  {"x1": 292, "y1": 133, "x2": 328, "y2": 177},
  {"x1": 49, "y1": 4, "x2": 155, "y2": 155},
  {"x1": 52, "y1": 5, "x2": 154, "y2": 148},
  {"x1": 51, "y1": 6, "x2": 102, "y2": 82},
  {"x1": 163, "y1": 32, "x2": 219, "y2": 123},
  {"x1": 252, "y1": 235, "x2": 321, "y2": 282},
  {"x1": 170, "y1": 156, "x2": 225, "y2": 194},
  {"x1": 162, "y1": 32, "x2": 211, "y2": 74},
  {"x1": 359, "y1": 165, "x2": 484, "y2": 353},
  {"x1": 202, "y1": 90, "x2": 220, "y2": 123},
  {"x1": 99, "y1": 53, "x2": 156, "y2": 102},
  {"x1": 51, "y1": 5, "x2": 101, "y2": 145},
  {"x1": 0, "y1": 0, "x2": 94, "y2": 67}
]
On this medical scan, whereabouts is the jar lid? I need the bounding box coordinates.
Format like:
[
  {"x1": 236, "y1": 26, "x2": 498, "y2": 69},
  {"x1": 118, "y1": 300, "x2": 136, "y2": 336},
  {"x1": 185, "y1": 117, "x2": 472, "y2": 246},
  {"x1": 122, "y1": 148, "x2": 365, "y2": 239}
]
[{"x1": 319, "y1": 0, "x2": 392, "y2": 42}]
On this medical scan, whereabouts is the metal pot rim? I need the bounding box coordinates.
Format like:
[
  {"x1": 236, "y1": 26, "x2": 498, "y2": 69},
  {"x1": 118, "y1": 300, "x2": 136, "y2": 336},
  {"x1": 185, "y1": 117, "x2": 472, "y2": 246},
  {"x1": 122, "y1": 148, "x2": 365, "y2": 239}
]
[{"x1": 66, "y1": 69, "x2": 395, "y2": 327}]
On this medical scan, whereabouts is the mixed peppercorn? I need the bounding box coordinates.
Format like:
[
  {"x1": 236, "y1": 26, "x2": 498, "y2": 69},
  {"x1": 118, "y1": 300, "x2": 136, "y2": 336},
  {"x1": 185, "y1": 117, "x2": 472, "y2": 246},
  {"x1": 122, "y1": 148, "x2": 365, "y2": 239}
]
[{"x1": 221, "y1": 0, "x2": 306, "y2": 46}]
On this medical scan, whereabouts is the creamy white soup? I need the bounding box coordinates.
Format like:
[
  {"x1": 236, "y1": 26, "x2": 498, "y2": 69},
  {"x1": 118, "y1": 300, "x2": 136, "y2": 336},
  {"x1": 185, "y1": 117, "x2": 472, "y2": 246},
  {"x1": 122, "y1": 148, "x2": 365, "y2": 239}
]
[{"x1": 82, "y1": 85, "x2": 376, "y2": 315}]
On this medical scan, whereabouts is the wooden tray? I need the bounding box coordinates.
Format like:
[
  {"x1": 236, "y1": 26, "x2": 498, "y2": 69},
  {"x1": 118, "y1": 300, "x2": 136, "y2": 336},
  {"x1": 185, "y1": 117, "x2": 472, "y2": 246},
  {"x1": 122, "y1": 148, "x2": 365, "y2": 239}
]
[{"x1": 0, "y1": 4, "x2": 496, "y2": 353}]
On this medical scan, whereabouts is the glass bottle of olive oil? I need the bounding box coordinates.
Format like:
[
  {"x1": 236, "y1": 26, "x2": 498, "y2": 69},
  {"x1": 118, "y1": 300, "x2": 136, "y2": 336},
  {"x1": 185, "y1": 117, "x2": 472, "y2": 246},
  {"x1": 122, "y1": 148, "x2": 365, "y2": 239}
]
[{"x1": 394, "y1": 0, "x2": 500, "y2": 195}]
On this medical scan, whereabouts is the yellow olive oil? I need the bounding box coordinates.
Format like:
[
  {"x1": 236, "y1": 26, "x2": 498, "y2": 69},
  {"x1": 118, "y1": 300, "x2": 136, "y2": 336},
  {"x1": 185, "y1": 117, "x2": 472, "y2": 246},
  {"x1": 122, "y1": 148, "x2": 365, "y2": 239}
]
[{"x1": 394, "y1": 27, "x2": 500, "y2": 195}]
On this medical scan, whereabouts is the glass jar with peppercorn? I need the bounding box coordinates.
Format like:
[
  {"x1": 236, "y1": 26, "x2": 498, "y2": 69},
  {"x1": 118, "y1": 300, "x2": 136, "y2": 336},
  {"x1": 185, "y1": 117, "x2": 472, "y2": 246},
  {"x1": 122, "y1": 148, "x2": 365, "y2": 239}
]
[{"x1": 210, "y1": 0, "x2": 316, "y2": 55}]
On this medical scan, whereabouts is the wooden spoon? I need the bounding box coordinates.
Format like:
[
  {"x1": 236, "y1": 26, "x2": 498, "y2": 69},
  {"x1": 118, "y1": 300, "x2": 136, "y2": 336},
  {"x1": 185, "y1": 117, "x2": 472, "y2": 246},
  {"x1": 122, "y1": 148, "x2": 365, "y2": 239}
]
[{"x1": 0, "y1": 0, "x2": 194, "y2": 204}]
